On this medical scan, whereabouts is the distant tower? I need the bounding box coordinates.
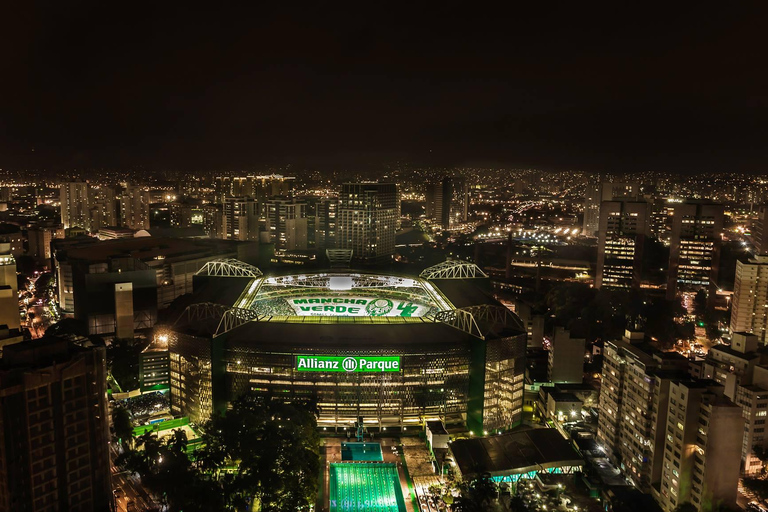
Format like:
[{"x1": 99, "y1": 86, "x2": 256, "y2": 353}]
[
  {"x1": 583, "y1": 180, "x2": 639, "y2": 237},
  {"x1": 595, "y1": 199, "x2": 649, "y2": 289},
  {"x1": 119, "y1": 184, "x2": 150, "y2": 230},
  {"x1": 265, "y1": 197, "x2": 308, "y2": 250},
  {"x1": 60, "y1": 182, "x2": 91, "y2": 230},
  {"x1": 429, "y1": 177, "x2": 468, "y2": 229},
  {"x1": 666, "y1": 201, "x2": 724, "y2": 302}
]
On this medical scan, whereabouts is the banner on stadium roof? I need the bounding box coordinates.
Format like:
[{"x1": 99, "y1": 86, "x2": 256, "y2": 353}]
[
  {"x1": 295, "y1": 355, "x2": 401, "y2": 373},
  {"x1": 288, "y1": 296, "x2": 429, "y2": 317}
]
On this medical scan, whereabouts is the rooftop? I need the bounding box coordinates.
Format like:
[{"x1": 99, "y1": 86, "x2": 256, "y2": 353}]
[{"x1": 449, "y1": 428, "x2": 583, "y2": 478}]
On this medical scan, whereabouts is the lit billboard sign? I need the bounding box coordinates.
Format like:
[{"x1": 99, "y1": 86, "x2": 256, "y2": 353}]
[
  {"x1": 295, "y1": 355, "x2": 401, "y2": 372},
  {"x1": 288, "y1": 296, "x2": 429, "y2": 317}
]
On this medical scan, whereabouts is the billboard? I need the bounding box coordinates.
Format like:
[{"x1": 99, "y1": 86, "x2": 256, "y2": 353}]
[
  {"x1": 295, "y1": 355, "x2": 401, "y2": 373},
  {"x1": 287, "y1": 296, "x2": 430, "y2": 317}
]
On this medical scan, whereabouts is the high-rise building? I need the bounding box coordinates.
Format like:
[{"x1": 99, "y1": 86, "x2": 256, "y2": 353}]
[
  {"x1": 427, "y1": 177, "x2": 469, "y2": 229},
  {"x1": 595, "y1": 200, "x2": 649, "y2": 289},
  {"x1": 315, "y1": 198, "x2": 338, "y2": 250},
  {"x1": 649, "y1": 198, "x2": 677, "y2": 246},
  {"x1": 215, "y1": 174, "x2": 295, "y2": 205},
  {"x1": 753, "y1": 203, "x2": 768, "y2": 255},
  {"x1": 731, "y1": 256, "x2": 768, "y2": 344},
  {"x1": 548, "y1": 327, "x2": 584, "y2": 384},
  {"x1": 337, "y1": 183, "x2": 398, "y2": 264},
  {"x1": 666, "y1": 201, "x2": 724, "y2": 301},
  {"x1": 655, "y1": 381, "x2": 742, "y2": 512},
  {"x1": 265, "y1": 198, "x2": 308, "y2": 250},
  {"x1": 119, "y1": 184, "x2": 150, "y2": 230},
  {"x1": 87, "y1": 185, "x2": 118, "y2": 232},
  {"x1": 60, "y1": 182, "x2": 91, "y2": 230},
  {"x1": 0, "y1": 244, "x2": 19, "y2": 336},
  {"x1": 27, "y1": 225, "x2": 65, "y2": 266},
  {"x1": 597, "y1": 331, "x2": 690, "y2": 491},
  {"x1": 0, "y1": 338, "x2": 112, "y2": 511},
  {"x1": 582, "y1": 181, "x2": 639, "y2": 237},
  {"x1": 223, "y1": 198, "x2": 259, "y2": 241}
]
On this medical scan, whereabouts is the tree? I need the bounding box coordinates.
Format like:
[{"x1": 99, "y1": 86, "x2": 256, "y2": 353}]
[
  {"x1": 743, "y1": 477, "x2": 768, "y2": 502},
  {"x1": 112, "y1": 405, "x2": 134, "y2": 447},
  {"x1": 196, "y1": 394, "x2": 321, "y2": 511},
  {"x1": 510, "y1": 495, "x2": 529, "y2": 512},
  {"x1": 693, "y1": 289, "x2": 707, "y2": 318},
  {"x1": 673, "y1": 503, "x2": 697, "y2": 512},
  {"x1": 453, "y1": 473, "x2": 497, "y2": 512}
]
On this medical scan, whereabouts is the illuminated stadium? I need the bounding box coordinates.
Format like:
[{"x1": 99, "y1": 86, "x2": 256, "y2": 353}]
[{"x1": 165, "y1": 259, "x2": 526, "y2": 434}]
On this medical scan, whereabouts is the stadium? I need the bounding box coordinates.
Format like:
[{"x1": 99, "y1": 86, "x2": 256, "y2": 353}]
[{"x1": 165, "y1": 259, "x2": 526, "y2": 434}]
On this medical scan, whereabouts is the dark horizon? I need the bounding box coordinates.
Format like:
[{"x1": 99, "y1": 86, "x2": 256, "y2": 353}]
[{"x1": 3, "y1": 3, "x2": 768, "y2": 174}]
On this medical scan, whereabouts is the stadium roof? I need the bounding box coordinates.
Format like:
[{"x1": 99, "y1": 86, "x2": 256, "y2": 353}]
[{"x1": 449, "y1": 428, "x2": 583, "y2": 478}]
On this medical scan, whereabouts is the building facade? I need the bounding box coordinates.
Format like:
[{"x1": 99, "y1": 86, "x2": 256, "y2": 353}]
[
  {"x1": 337, "y1": 183, "x2": 398, "y2": 264},
  {"x1": 731, "y1": 256, "x2": 768, "y2": 344},
  {"x1": 0, "y1": 339, "x2": 112, "y2": 512},
  {"x1": 595, "y1": 200, "x2": 649, "y2": 289}
]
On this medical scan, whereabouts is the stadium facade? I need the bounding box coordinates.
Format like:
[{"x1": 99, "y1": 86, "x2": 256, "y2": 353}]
[{"x1": 165, "y1": 259, "x2": 526, "y2": 434}]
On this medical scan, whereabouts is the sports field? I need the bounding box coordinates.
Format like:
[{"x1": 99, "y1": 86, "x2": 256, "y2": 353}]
[{"x1": 330, "y1": 463, "x2": 406, "y2": 512}]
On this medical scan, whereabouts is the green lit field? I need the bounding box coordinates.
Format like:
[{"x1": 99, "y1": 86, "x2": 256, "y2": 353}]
[{"x1": 330, "y1": 463, "x2": 405, "y2": 512}]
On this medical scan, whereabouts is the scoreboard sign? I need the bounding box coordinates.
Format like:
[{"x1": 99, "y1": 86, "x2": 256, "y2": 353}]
[{"x1": 295, "y1": 355, "x2": 401, "y2": 373}]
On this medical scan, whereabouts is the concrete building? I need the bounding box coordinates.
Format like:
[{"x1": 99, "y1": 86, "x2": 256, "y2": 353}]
[
  {"x1": 54, "y1": 237, "x2": 253, "y2": 335},
  {"x1": 427, "y1": 177, "x2": 469, "y2": 229},
  {"x1": 27, "y1": 224, "x2": 64, "y2": 266},
  {"x1": 731, "y1": 256, "x2": 768, "y2": 345},
  {"x1": 595, "y1": 200, "x2": 650, "y2": 289},
  {"x1": 701, "y1": 332, "x2": 763, "y2": 400},
  {"x1": 265, "y1": 198, "x2": 308, "y2": 250},
  {"x1": 0, "y1": 338, "x2": 112, "y2": 511},
  {"x1": 514, "y1": 298, "x2": 545, "y2": 348},
  {"x1": 735, "y1": 379, "x2": 768, "y2": 475},
  {"x1": 666, "y1": 201, "x2": 724, "y2": 301},
  {"x1": 649, "y1": 199, "x2": 677, "y2": 246},
  {"x1": 548, "y1": 327, "x2": 584, "y2": 384},
  {"x1": 214, "y1": 174, "x2": 295, "y2": 204},
  {"x1": 337, "y1": 183, "x2": 398, "y2": 265},
  {"x1": 119, "y1": 184, "x2": 150, "y2": 230},
  {"x1": 87, "y1": 185, "x2": 117, "y2": 232},
  {"x1": 223, "y1": 198, "x2": 259, "y2": 241},
  {"x1": 597, "y1": 331, "x2": 690, "y2": 491},
  {"x1": 315, "y1": 198, "x2": 338, "y2": 250},
  {"x1": 655, "y1": 381, "x2": 742, "y2": 512},
  {"x1": 753, "y1": 203, "x2": 768, "y2": 255},
  {"x1": 170, "y1": 202, "x2": 221, "y2": 238},
  {"x1": 583, "y1": 181, "x2": 639, "y2": 237},
  {"x1": 60, "y1": 182, "x2": 91, "y2": 230}
]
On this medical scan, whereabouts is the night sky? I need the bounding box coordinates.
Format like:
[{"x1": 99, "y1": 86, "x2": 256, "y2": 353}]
[{"x1": 3, "y1": 3, "x2": 768, "y2": 172}]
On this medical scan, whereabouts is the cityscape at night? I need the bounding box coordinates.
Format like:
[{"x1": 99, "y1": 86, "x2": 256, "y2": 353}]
[{"x1": 3, "y1": 3, "x2": 768, "y2": 512}]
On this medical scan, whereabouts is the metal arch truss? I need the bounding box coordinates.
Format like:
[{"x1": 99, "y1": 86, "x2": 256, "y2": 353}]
[
  {"x1": 173, "y1": 303, "x2": 229, "y2": 327},
  {"x1": 196, "y1": 259, "x2": 263, "y2": 278},
  {"x1": 262, "y1": 273, "x2": 417, "y2": 289},
  {"x1": 434, "y1": 305, "x2": 524, "y2": 340},
  {"x1": 215, "y1": 307, "x2": 265, "y2": 336},
  {"x1": 419, "y1": 260, "x2": 488, "y2": 280}
]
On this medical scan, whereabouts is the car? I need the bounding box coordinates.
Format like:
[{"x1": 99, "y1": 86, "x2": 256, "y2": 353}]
[{"x1": 113, "y1": 487, "x2": 123, "y2": 498}]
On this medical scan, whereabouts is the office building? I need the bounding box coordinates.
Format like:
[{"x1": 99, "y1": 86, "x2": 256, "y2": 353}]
[
  {"x1": 119, "y1": 184, "x2": 150, "y2": 230},
  {"x1": 595, "y1": 200, "x2": 649, "y2": 289},
  {"x1": 514, "y1": 298, "x2": 544, "y2": 348},
  {"x1": 650, "y1": 199, "x2": 677, "y2": 245},
  {"x1": 427, "y1": 177, "x2": 469, "y2": 229},
  {"x1": 666, "y1": 201, "x2": 724, "y2": 301},
  {"x1": 0, "y1": 338, "x2": 112, "y2": 511},
  {"x1": 655, "y1": 381, "x2": 742, "y2": 512},
  {"x1": 731, "y1": 256, "x2": 768, "y2": 344},
  {"x1": 265, "y1": 198, "x2": 308, "y2": 250},
  {"x1": 60, "y1": 182, "x2": 91, "y2": 230},
  {"x1": 583, "y1": 181, "x2": 639, "y2": 237},
  {"x1": 337, "y1": 183, "x2": 398, "y2": 264},
  {"x1": 169, "y1": 202, "x2": 222, "y2": 238},
  {"x1": 548, "y1": 327, "x2": 584, "y2": 384}
]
